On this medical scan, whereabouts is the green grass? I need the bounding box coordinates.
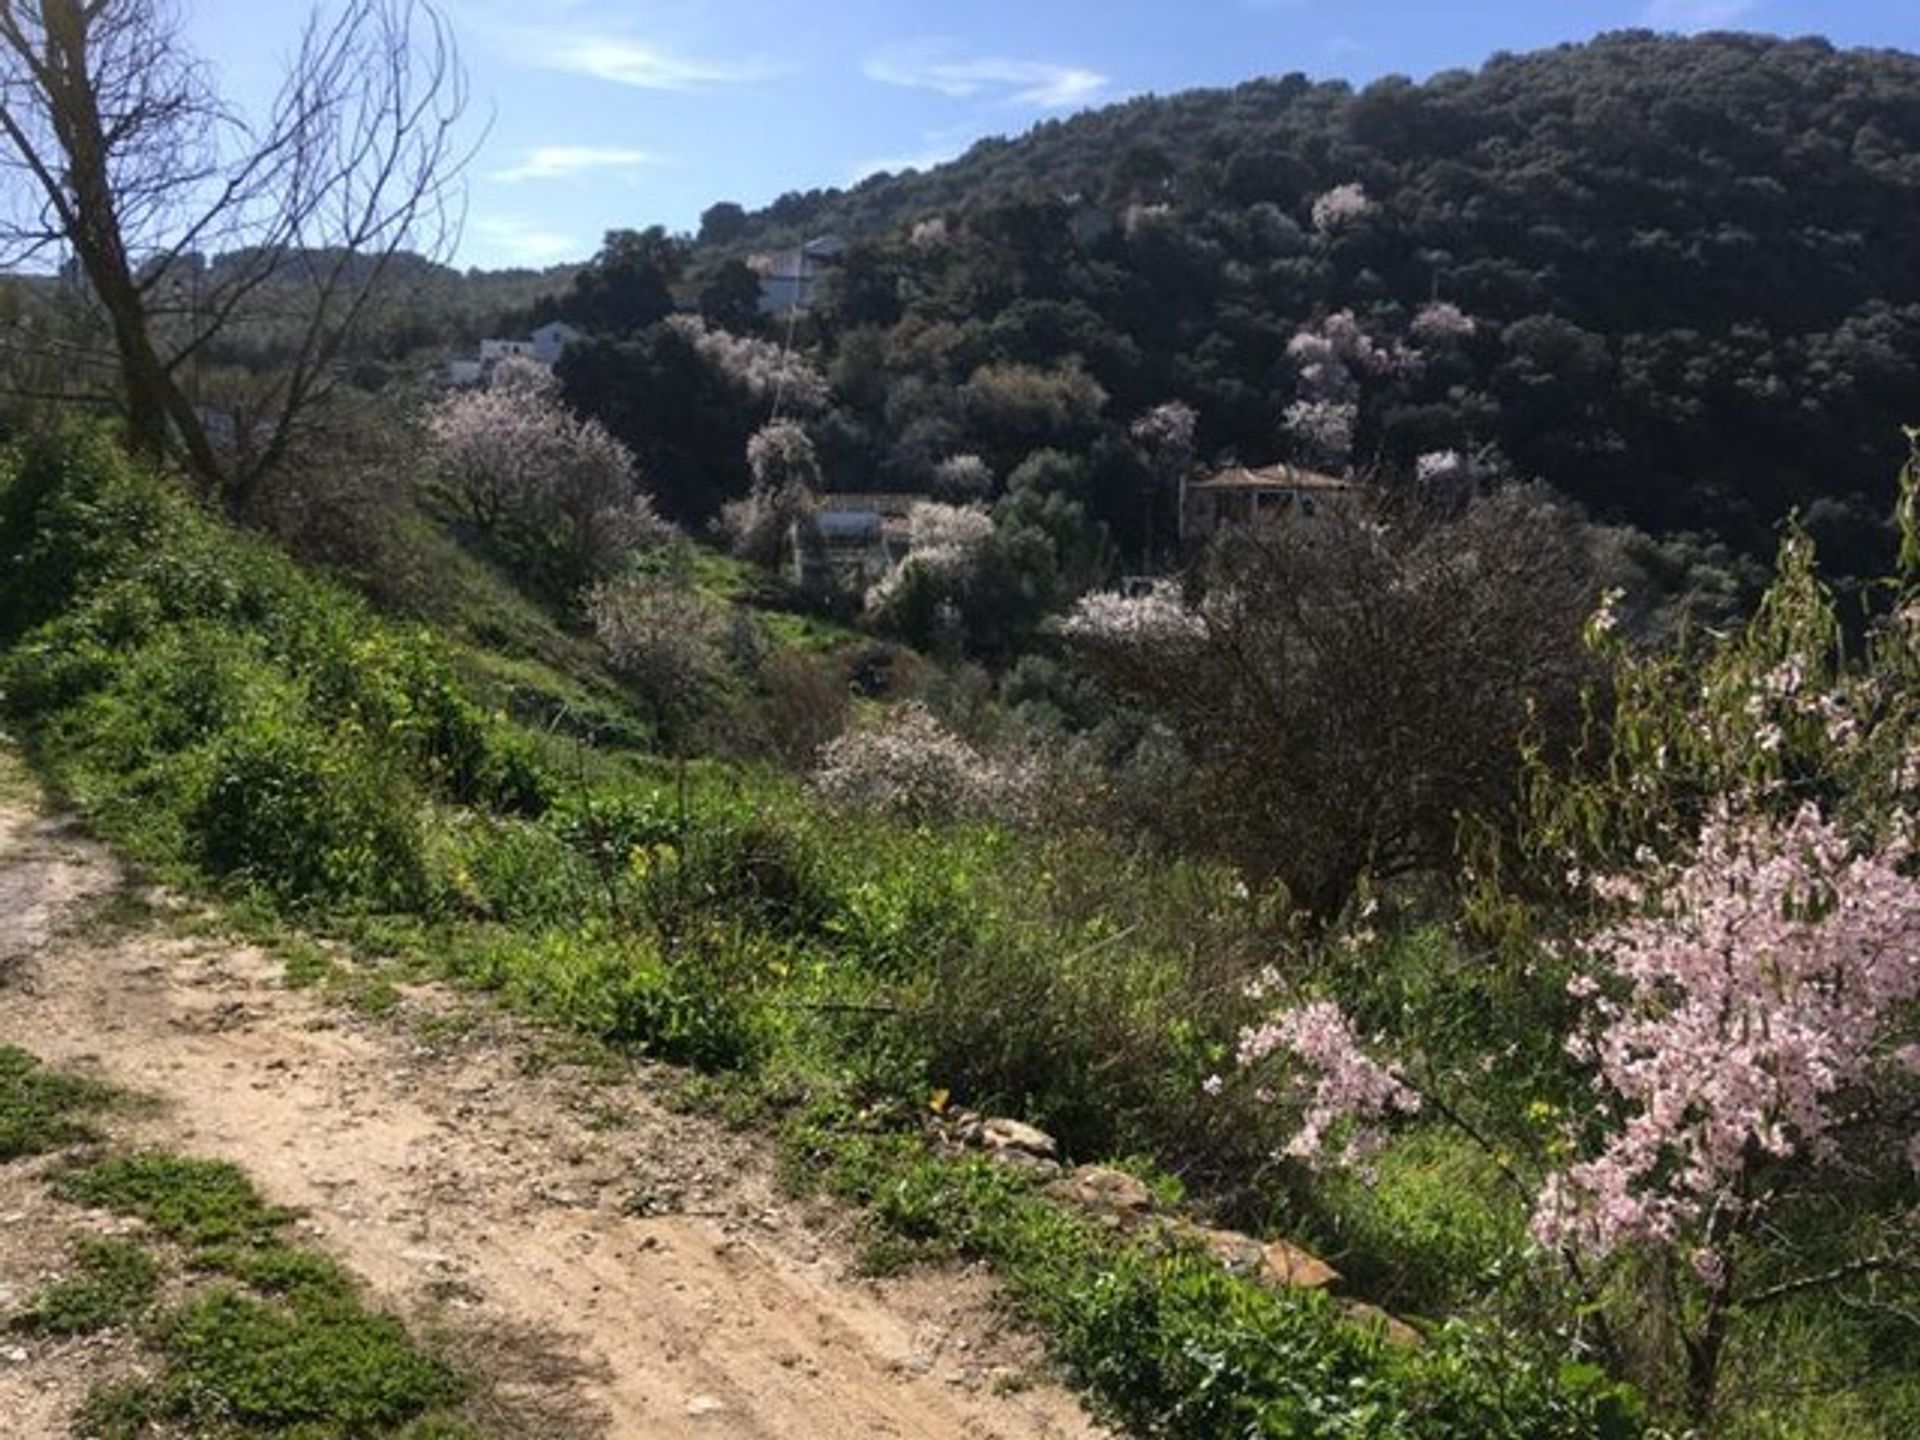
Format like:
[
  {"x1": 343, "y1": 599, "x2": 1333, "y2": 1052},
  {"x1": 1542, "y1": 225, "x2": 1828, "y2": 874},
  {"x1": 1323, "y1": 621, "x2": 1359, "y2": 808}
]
[
  {"x1": 0, "y1": 431, "x2": 1651, "y2": 1438},
  {"x1": 10, "y1": 1236, "x2": 160, "y2": 1335},
  {"x1": 55, "y1": 1148, "x2": 471, "y2": 1439},
  {"x1": 782, "y1": 1119, "x2": 1643, "y2": 1440},
  {"x1": 79, "y1": 1286, "x2": 466, "y2": 1440},
  {"x1": 0, "y1": 1045, "x2": 117, "y2": 1160},
  {"x1": 58, "y1": 1152, "x2": 293, "y2": 1250}
]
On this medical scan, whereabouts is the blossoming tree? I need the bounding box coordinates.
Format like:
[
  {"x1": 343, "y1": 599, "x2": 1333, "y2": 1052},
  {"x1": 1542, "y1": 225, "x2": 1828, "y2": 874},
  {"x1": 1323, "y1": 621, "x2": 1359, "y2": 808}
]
[{"x1": 1210, "y1": 438, "x2": 1920, "y2": 1426}]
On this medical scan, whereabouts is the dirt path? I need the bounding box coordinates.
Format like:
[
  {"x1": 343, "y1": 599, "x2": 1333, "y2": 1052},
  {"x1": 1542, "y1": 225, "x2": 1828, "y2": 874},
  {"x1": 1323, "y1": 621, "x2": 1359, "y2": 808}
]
[{"x1": 0, "y1": 795, "x2": 1107, "y2": 1439}]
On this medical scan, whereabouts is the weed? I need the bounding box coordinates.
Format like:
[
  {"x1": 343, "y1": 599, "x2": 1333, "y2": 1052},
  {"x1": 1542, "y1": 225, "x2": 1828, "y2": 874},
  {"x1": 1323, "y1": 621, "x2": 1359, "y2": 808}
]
[
  {"x1": 10, "y1": 1235, "x2": 160, "y2": 1335},
  {"x1": 0, "y1": 1046, "x2": 116, "y2": 1159},
  {"x1": 57, "y1": 1152, "x2": 291, "y2": 1250},
  {"x1": 100, "y1": 1287, "x2": 465, "y2": 1438}
]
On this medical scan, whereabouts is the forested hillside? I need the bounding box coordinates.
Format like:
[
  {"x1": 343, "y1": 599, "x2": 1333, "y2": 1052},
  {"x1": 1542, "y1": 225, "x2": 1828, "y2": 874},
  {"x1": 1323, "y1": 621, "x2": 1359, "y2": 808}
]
[{"x1": 554, "y1": 30, "x2": 1920, "y2": 566}]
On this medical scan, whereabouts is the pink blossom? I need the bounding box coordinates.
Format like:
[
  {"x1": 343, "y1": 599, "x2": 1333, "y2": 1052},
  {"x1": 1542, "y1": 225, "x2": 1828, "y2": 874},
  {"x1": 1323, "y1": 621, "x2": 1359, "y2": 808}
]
[
  {"x1": 1233, "y1": 1001, "x2": 1422, "y2": 1170},
  {"x1": 1536, "y1": 804, "x2": 1920, "y2": 1257}
]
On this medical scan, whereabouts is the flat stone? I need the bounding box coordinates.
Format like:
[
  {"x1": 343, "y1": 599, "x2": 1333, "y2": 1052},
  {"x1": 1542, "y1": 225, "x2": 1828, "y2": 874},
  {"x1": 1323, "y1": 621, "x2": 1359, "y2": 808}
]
[
  {"x1": 1187, "y1": 1224, "x2": 1267, "y2": 1276},
  {"x1": 977, "y1": 1117, "x2": 1057, "y2": 1159},
  {"x1": 1048, "y1": 1165, "x2": 1155, "y2": 1225},
  {"x1": 685, "y1": 1394, "x2": 727, "y2": 1417}
]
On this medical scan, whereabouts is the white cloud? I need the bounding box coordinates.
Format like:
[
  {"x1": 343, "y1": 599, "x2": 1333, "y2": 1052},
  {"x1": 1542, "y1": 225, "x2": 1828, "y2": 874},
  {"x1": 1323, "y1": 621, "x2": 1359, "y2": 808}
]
[
  {"x1": 1640, "y1": 0, "x2": 1758, "y2": 30},
  {"x1": 864, "y1": 48, "x2": 1108, "y2": 109},
  {"x1": 489, "y1": 145, "x2": 657, "y2": 183},
  {"x1": 472, "y1": 215, "x2": 579, "y2": 264},
  {"x1": 541, "y1": 36, "x2": 773, "y2": 90}
]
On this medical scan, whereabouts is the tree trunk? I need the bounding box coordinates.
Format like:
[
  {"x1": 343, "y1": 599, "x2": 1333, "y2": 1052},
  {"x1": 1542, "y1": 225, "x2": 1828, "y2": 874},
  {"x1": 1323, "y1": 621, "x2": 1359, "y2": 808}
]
[{"x1": 38, "y1": 1, "x2": 226, "y2": 495}]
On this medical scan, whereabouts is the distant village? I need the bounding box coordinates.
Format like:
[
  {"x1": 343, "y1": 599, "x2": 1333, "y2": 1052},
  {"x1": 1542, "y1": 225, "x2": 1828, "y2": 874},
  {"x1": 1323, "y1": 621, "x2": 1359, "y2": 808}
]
[{"x1": 444, "y1": 232, "x2": 1351, "y2": 594}]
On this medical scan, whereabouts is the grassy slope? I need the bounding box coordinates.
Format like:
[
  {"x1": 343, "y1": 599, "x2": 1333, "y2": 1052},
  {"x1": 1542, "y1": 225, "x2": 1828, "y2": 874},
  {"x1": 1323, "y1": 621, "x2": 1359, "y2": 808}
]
[{"x1": 0, "y1": 431, "x2": 1648, "y2": 1439}]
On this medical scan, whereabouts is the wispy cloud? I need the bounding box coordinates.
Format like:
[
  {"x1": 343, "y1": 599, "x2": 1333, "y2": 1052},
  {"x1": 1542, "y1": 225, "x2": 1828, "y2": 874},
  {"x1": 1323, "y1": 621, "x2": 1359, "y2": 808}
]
[
  {"x1": 472, "y1": 215, "x2": 579, "y2": 264},
  {"x1": 489, "y1": 145, "x2": 657, "y2": 183},
  {"x1": 864, "y1": 47, "x2": 1108, "y2": 109},
  {"x1": 1640, "y1": 0, "x2": 1758, "y2": 30},
  {"x1": 540, "y1": 36, "x2": 774, "y2": 90}
]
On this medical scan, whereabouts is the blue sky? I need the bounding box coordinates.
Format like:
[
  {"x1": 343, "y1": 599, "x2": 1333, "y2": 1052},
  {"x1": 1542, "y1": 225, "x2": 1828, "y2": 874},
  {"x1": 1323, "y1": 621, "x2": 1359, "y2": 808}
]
[{"x1": 183, "y1": 0, "x2": 1920, "y2": 271}]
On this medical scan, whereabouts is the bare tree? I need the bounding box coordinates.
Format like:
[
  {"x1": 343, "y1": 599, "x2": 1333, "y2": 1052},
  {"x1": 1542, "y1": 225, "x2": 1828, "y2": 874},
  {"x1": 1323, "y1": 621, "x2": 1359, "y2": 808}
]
[
  {"x1": 0, "y1": 0, "x2": 466, "y2": 513},
  {"x1": 1064, "y1": 485, "x2": 1607, "y2": 916}
]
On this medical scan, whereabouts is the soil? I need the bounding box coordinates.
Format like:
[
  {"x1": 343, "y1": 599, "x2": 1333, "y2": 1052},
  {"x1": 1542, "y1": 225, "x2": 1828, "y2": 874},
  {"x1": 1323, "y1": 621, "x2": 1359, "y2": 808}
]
[{"x1": 0, "y1": 794, "x2": 1109, "y2": 1439}]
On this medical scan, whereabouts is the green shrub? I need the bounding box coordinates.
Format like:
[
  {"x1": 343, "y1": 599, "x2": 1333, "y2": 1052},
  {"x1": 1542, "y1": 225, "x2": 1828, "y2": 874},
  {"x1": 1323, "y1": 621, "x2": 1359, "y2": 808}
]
[
  {"x1": 57, "y1": 1152, "x2": 292, "y2": 1250},
  {"x1": 10, "y1": 1236, "x2": 159, "y2": 1335},
  {"x1": 187, "y1": 709, "x2": 428, "y2": 908},
  {"x1": 796, "y1": 1133, "x2": 1640, "y2": 1440},
  {"x1": 0, "y1": 1046, "x2": 116, "y2": 1159},
  {"x1": 0, "y1": 431, "x2": 549, "y2": 911},
  {"x1": 140, "y1": 1287, "x2": 463, "y2": 1436}
]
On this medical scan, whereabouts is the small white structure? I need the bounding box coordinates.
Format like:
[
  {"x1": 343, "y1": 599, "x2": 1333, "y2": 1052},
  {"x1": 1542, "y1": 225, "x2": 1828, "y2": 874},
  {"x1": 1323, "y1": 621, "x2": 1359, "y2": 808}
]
[
  {"x1": 755, "y1": 235, "x2": 846, "y2": 319},
  {"x1": 529, "y1": 321, "x2": 582, "y2": 365},
  {"x1": 478, "y1": 338, "x2": 535, "y2": 364},
  {"x1": 444, "y1": 323, "x2": 585, "y2": 387}
]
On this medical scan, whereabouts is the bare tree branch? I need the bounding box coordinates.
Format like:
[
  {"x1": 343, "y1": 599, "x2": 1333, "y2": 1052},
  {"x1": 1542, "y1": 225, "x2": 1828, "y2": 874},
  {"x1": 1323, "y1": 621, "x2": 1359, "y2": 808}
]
[{"x1": 0, "y1": 0, "x2": 470, "y2": 511}]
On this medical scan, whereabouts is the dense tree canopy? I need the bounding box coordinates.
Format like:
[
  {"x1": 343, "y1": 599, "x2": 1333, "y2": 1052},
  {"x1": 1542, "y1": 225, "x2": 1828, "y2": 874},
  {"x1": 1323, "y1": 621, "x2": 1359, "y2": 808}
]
[{"x1": 556, "y1": 32, "x2": 1919, "y2": 562}]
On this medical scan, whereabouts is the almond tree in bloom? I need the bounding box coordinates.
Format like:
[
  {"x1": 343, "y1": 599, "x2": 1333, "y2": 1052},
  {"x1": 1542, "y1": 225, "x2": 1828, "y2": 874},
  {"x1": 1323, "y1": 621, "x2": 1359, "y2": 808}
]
[
  {"x1": 1219, "y1": 444, "x2": 1920, "y2": 1424},
  {"x1": 662, "y1": 315, "x2": 830, "y2": 414},
  {"x1": 425, "y1": 356, "x2": 666, "y2": 587},
  {"x1": 724, "y1": 419, "x2": 821, "y2": 565},
  {"x1": 1310, "y1": 181, "x2": 1376, "y2": 234},
  {"x1": 1281, "y1": 310, "x2": 1415, "y2": 473},
  {"x1": 812, "y1": 702, "x2": 1034, "y2": 823},
  {"x1": 1228, "y1": 800, "x2": 1919, "y2": 1421}
]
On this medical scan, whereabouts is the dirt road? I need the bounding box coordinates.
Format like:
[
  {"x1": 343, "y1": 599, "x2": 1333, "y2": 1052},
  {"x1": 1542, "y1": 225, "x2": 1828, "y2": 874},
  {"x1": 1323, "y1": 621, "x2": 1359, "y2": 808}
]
[{"x1": 0, "y1": 793, "x2": 1107, "y2": 1439}]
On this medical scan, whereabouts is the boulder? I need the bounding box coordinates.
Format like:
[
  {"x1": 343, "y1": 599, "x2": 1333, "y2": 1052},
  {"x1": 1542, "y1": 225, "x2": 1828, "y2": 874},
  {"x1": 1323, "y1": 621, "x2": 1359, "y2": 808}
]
[
  {"x1": 1047, "y1": 1165, "x2": 1156, "y2": 1227},
  {"x1": 1259, "y1": 1238, "x2": 1340, "y2": 1290}
]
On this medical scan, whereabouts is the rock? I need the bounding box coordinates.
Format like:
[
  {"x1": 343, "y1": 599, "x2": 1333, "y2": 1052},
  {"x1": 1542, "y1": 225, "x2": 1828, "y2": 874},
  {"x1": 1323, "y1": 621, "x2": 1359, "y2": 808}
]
[
  {"x1": 1187, "y1": 1224, "x2": 1266, "y2": 1277},
  {"x1": 1048, "y1": 1165, "x2": 1155, "y2": 1227},
  {"x1": 1337, "y1": 1299, "x2": 1424, "y2": 1348},
  {"x1": 1259, "y1": 1238, "x2": 1340, "y2": 1290},
  {"x1": 977, "y1": 1116, "x2": 1057, "y2": 1159},
  {"x1": 685, "y1": 1394, "x2": 728, "y2": 1417},
  {"x1": 1181, "y1": 1224, "x2": 1341, "y2": 1290}
]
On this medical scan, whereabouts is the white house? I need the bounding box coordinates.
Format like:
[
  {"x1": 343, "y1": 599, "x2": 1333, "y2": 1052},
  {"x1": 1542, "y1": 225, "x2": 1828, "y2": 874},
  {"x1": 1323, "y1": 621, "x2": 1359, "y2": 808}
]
[
  {"x1": 529, "y1": 321, "x2": 582, "y2": 366},
  {"x1": 443, "y1": 324, "x2": 585, "y2": 387}
]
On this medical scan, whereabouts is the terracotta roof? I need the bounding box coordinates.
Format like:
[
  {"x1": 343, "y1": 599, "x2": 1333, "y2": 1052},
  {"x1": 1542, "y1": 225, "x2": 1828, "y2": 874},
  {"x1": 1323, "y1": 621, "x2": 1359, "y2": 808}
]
[{"x1": 1189, "y1": 464, "x2": 1352, "y2": 494}]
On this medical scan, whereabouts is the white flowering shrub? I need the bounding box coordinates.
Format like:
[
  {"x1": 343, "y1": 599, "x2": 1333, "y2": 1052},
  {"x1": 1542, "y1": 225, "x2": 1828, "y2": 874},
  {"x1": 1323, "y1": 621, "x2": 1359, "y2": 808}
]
[
  {"x1": 1058, "y1": 581, "x2": 1207, "y2": 654},
  {"x1": 1280, "y1": 399, "x2": 1358, "y2": 472},
  {"x1": 812, "y1": 703, "x2": 1034, "y2": 823},
  {"x1": 930, "y1": 453, "x2": 994, "y2": 500},
  {"x1": 1310, "y1": 181, "x2": 1375, "y2": 233},
  {"x1": 586, "y1": 571, "x2": 733, "y2": 722},
  {"x1": 662, "y1": 314, "x2": 829, "y2": 414},
  {"x1": 1410, "y1": 300, "x2": 1477, "y2": 343},
  {"x1": 865, "y1": 501, "x2": 995, "y2": 615},
  {"x1": 425, "y1": 369, "x2": 668, "y2": 587}
]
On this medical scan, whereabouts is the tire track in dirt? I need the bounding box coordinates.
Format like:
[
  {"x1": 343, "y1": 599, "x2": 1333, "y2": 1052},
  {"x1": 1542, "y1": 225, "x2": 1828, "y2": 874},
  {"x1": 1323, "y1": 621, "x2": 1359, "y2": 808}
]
[{"x1": 0, "y1": 797, "x2": 1108, "y2": 1438}]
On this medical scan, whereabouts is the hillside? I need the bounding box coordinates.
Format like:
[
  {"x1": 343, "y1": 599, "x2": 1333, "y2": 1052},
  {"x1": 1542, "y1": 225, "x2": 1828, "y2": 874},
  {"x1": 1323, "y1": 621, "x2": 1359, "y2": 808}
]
[{"x1": 564, "y1": 31, "x2": 1920, "y2": 562}]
